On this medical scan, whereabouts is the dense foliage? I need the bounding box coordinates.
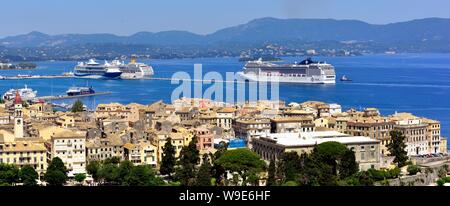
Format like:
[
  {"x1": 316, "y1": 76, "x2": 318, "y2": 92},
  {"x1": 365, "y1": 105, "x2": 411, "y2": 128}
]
[
  {"x1": 160, "y1": 138, "x2": 176, "y2": 178},
  {"x1": 19, "y1": 165, "x2": 38, "y2": 186},
  {"x1": 86, "y1": 158, "x2": 164, "y2": 186},
  {"x1": 175, "y1": 138, "x2": 200, "y2": 186},
  {"x1": 407, "y1": 165, "x2": 421, "y2": 175},
  {"x1": 215, "y1": 148, "x2": 266, "y2": 186},
  {"x1": 44, "y1": 157, "x2": 68, "y2": 186},
  {"x1": 387, "y1": 131, "x2": 408, "y2": 168},
  {"x1": 71, "y1": 99, "x2": 84, "y2": 113}
]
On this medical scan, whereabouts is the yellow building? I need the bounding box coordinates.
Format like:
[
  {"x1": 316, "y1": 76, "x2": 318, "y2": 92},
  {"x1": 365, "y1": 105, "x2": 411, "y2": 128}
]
[
  {"x1": 148, "y1": 131, "x2": 185, "y2": 163},
  {"x1": 422, "y1": 118, "x2": 442, "y2": 154},
  {"x1": 346, "y1": 116, "x2": 395, "y2": 155},
  {"x1": 0, "y1": 140, "x2": 48, "y2": 178},
  {"x1": 56, "y1": 114, "x2": 76, "y2": 128},
  {"x1": 95, "y1": 103, "x2": 132, "y2": 121},
  {"x1": 86, "y1": 135, "x2": 124, "y2": 162},
  {"x1": 123, "y1": 140, "x2": 157, "y2": 167},
  {"x1": 36, "y1": 125, "x2": 71, "y2": 141}
]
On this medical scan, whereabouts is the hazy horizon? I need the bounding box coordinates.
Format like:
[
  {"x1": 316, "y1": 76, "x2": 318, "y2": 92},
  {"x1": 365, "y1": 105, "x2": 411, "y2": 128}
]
[
  {"x1": 1, "y1": 0, "x2": 450, "y2": 37},
  {"x1": 1, "y1": 16, "x2": 449, "y2": 38}
]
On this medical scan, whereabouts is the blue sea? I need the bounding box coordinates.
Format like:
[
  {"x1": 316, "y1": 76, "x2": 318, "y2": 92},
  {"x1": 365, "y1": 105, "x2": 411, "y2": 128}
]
[{"x1": 1, "y1": 53, "x2": 450, "y2": 148}]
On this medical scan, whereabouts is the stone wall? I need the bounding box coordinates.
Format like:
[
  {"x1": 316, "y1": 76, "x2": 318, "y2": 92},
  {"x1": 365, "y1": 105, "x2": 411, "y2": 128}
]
[{"x1": 382, "y1": 165, "x2": 445, "y2": 186}]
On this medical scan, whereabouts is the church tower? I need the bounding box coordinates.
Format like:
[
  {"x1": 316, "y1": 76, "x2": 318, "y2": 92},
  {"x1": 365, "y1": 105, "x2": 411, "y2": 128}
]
[{"x1": 14, "y1": 91, "x2": 24, "y2": 139}]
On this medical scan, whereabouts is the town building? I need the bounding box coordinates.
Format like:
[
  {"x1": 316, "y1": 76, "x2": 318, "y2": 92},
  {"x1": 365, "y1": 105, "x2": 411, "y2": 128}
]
[
  {"x1": 123, "y1": 140, "x2": 157, "y2": 167},
  {"x1": 0, "y1": 140, "x2": 48, "y2": 178},
  {"x1": 252, "y1": 131, "x2": 381, "y2": 170},
  {"x1": 346, "y1": 116, "x2": 395, "y2": 155},
  {"x1": 233, "y1": 116, "x2": 271, "y2": 142},
  {"x1": 85, "y1": 135, "x2": 124, "y2": 162},
  {"x1": 194, "y1": 127, "x2": 214, "y2": 152},
  {"x1": 422, "y1": 118, "x2": 442, "y2": 154},
  {"x1": 47, "y1": 130, "x2": 86, "y2": 177}
]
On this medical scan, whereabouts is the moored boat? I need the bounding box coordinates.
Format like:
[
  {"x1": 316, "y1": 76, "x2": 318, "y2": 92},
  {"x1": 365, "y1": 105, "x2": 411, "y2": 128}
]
[{"x1": 66, "y1": 86, "x2": 95, "y2": 96}]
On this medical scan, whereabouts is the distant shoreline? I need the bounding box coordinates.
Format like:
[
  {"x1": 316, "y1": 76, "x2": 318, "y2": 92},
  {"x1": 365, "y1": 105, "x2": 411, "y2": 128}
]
[{"x1": 3, "y1": 52, "x2": 449, "y2": 64}]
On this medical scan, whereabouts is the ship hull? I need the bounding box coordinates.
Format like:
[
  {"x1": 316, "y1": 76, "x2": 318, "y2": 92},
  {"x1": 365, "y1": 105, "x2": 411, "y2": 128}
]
[{"x1": 74, "y1": 71, "x2": 122, "y2": 79}]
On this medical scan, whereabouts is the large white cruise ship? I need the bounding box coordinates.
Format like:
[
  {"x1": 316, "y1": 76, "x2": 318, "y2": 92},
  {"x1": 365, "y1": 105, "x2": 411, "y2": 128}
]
[
  {"x1": 74, "y1": 59, "x2": 122, "y2": 79},
  {"x1": 111, "y1": 56, "x2": 154, "y2": 79},
  {"x1": 237, "y1": 58, "x2": 336, "y2": 84}
]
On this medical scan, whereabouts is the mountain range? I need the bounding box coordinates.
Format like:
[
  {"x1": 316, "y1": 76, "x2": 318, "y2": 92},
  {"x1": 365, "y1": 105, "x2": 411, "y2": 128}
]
[{"x1": 1, "y1": 17, "x2": 450, "y2": 48}]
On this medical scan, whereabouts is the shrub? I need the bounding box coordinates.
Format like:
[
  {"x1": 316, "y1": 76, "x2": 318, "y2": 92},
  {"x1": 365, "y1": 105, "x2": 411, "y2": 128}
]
[
  {"x1": 379, "y1": 179, "x2": 390, "y2": 186},
  {"x1": 388, "y1": 167, "x2": 401, "y2": 178},
  {"x1": 444, "y1": 176, "x2": 450, "y2": 183},
  {"x1": 407, "y1": 165, "x2": 421, "y2": 175},
  {"x1": 436, "y1": 178, "x2": 445, "y2": 186},
  {"x1": 282, "y1": 181, "x2": 298, "y2": 186},
  {"x1": 405, "y1": 161, "x2": 413, "y2": 166}
]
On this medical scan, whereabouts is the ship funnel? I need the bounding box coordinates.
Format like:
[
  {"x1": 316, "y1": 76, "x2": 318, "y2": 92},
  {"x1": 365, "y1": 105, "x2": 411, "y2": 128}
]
[{"x1": 130, "y1": 55, "x2": 137, "y2": 64}]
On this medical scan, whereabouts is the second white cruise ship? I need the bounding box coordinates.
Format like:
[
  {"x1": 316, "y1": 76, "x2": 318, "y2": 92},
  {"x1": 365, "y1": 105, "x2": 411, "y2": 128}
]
[
  {"x1": 111, "y1": 56, "x2": 154, "y2": 79},
  {"x1": 237, "y1": 58, "x2": 336, "y2": 84}
]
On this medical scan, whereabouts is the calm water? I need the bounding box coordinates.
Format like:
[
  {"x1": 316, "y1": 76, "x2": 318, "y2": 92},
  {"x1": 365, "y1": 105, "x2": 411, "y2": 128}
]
[{"x1": 1, "y1": 53, "x2": 450, "y2": 148}]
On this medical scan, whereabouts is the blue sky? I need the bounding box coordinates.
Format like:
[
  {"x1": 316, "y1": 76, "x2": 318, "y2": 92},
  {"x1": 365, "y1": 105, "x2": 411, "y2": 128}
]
[{"x1": 1, "y1": 0, "x2": 449, "y2": 37}]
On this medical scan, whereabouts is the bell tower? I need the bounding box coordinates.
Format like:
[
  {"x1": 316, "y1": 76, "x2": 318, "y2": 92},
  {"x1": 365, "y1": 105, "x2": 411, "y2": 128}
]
[{"x1": 13, "y1": 91, "x2": 24, "y2": 139}]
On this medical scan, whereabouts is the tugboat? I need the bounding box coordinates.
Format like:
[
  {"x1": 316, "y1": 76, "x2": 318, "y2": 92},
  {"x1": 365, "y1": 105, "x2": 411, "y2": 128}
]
[
  {"x1": 340, "y1": 75, "x2": 352, "y2": 81},
  {"x1": 66, "y1": 86, "x2": 95, "y2": 96}
]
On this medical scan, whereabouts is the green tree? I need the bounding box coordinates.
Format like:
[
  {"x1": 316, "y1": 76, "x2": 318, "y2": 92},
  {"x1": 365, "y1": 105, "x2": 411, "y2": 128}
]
[
  {"x1": 86, "y1": 161, "x2": 101, "y2": 182},
  {"x1": 103, "y1": 157, "x2": 121, "y2": 165},
  {"x1": 124, "y1": 165, "x2": 164, "y2": 186},
  {"x1": 0, "y1": 163, "x2": 20, "y2": 185},
  {"x1": 278, "y1": 152, "x2": 301, "y2": 183},
  {"x1": 19, "y1": 165, "x2": 38, "y2": 186},
  {"x1": 297, "y1": 142, "x2": 359, "y2": 186},
  {"x1": 44, "y1": 157, "x2": 68, "y2": 186},
  {"x1": 313, "y1": 142, "x2": 348, "y2": 175},
  {"x1": 71, "y1": 99, "x2": 84, "y2": 113},
  {"x1": 211, "y1": 142, "x2": 228, "y2": 185},
  {"x1": 117, "y1": 160, "x2": 134, "y2": 185},
  {"x1": 98, "y1": 163, "x2": 119, "y2": 185},
  {"x1": 267, "y1": 159, "x2": 276, "y2": 186},
  {"x1": 339, "y1": 149, "x2": 359, "y2": 178},
  {"x1": 160, "y1": 138, "x2": 176, "y2": 178},
  {"x1": 74, "y1": 173, "x2": 86, "y2": 185},
  {"x1": 196, "y1": 154, "x2": 212, "y2": 186},
  {"x1": 215, "y1": 148, "x2": 266, "y2": 186},
  {"x1": 176, "y1": 138, "x2": 200, "y2": 186},
  {"x1": 387, "y1": 131, "x2": 408, "y2": 168}
]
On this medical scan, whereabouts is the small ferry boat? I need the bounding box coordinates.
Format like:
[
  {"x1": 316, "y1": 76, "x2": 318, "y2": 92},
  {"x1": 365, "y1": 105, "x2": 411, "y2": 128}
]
[
  {"x1": 340, "y1": 75, "x2": 352, "y2": 81},
  {"x1": 66, "y1": 86, "x2": 95, "y2": 96}
]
